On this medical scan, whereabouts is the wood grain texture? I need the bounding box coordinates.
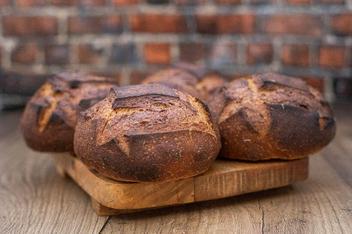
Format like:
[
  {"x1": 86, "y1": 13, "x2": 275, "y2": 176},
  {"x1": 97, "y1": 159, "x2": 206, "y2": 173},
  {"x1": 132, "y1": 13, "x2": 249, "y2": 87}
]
[
  {"x1": 0, "y1": 112, "x2": 108, "y2": 234},
  {"x1": 53, "y1": 154, "x2": 308, "y2": 212},
  {"x1": 0, "y1": 100, "x2": 351, "y2": 233}
]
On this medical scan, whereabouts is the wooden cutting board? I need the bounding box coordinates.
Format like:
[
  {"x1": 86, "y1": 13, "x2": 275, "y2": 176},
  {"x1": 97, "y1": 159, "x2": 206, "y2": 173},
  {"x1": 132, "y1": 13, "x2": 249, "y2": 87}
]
[{"x1": 52, "y1": 154, "x2": 308, "y2": 216}]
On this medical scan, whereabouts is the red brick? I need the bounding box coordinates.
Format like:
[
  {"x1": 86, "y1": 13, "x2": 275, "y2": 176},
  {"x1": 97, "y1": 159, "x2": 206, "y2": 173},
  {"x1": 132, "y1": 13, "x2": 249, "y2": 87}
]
[
  {"x1": 112, "y1": 0, "x2": 139, "y2": 5},
  {"x1": 179, "y1": 42, "x2": 208, "y2": 64},
  {"x1": 16, "y1": 0, "x2": 46, "y2": 6},
  {"x1": 319, "y1": 46, "x2": 346, "y2": 69},
  {"x1": 262, "y1": 15, "x2": 322, "y2": 36},
  {"x1": 143, "y1": 43, "x2": 171, "y2": 64},
  {"x1": 196, "y1": 14, "x2": 255, "y2": 34},
  {"x1": 77, "y1": 44, "x2": 104, "y2": 64},
  {"x1": 11, "y1": 43, "x2": 40, "y2": 64},
  {"x1": 2, "y1": 16, "x2": 58, "y2": 37},
  {"x1": 246, "y1": 43, "x2": 273, "y2": 64},
  {"x1": 195, "y1": 15, "x2": 217, "y2": 34},
  {"x1": 303, "y1": 76, "x2": 324, "y2": 93},
  {"x1": 331, "y1": 13, "x2": 352, "y2": 36},
  {"x1": 281, "y1": 44, "x2": 310, "y2": 67},
  {"x1": 45, "y1": 44, "x2": 69, "y2": 65},
  {"x1": 68, "y1": 16, "x2": 122, "y2": 34},
  {"x1": 129, "y1": 14, "x2": 188, "y2": 33}
]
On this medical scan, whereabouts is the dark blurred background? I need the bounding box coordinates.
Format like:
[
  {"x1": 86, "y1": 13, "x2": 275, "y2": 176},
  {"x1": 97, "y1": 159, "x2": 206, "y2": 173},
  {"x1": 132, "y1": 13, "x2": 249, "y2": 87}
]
[{"x1": 0, "y1": 0, "x2": 351, "y2": 110}]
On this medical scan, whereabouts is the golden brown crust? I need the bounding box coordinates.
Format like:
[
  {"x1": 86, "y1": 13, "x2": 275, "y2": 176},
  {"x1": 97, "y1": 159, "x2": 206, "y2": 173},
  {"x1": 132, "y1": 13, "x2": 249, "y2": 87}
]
[
  {"x1": 217, "y1": 73, "x2": 336, "y2": 160},
  {"x1": 74, "y1": 84, "x2": 221, "y2": 182},
  {"x1": 20, "y1": 71, "x2": 117, "y2": 153}
]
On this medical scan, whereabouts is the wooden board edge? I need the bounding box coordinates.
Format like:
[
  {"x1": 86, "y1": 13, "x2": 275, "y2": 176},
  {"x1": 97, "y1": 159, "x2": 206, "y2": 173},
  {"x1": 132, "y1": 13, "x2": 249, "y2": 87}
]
[
  {"x1": 52, "y1": 154, "x2": 309, "y2": 212},
  {"x1": 194, "y1": 157, "x2": 309, "y2": 202},
  {"x1": 52, "y1": 154, "x2": 196, "y2": 210}
]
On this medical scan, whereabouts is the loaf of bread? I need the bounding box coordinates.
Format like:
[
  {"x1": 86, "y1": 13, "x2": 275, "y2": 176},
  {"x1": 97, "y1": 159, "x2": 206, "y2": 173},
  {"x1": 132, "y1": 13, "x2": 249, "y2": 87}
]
[
  {"x1": 195, "y1": 73, "x2": 227, "y2": 119},
  {"x1": 21, "y1": 72, "x2": 117, "y2": 153},
  {"x1": 214, "y1": 73, "x2": 336, "y2": 160},
  {"x1": 74, "y1": 84, "x2": 221, "y2": 182},
  {"x1": 173, "y1": 62, "x2": 207, "y2": 78},
  {"x1": 142, "y1": 68, "x2": 202, "y2": 100}
]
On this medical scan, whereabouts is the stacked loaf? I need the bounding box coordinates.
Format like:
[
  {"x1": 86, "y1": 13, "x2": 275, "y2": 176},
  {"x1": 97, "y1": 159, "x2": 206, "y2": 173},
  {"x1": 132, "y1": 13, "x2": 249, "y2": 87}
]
[{"x1": 21, "y1": 68, "x2": 336, "y2": 182}]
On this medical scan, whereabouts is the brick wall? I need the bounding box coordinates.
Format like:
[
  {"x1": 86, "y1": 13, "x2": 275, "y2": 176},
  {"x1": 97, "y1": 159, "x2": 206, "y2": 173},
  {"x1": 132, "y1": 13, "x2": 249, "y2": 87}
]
[{"x1": 0, "y1": 0, "x2": 351, "y2": 98}]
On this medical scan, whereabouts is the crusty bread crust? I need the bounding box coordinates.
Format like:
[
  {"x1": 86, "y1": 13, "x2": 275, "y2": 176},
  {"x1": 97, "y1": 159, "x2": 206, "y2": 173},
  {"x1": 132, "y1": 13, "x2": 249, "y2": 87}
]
[
  {"x1": 142, "y1": 68, "x2": 203, "y2": 100},
  {"x1": 217, "y1": 73, "x2": 336, "y2": 160},
  {"x1": 195, "y1": 73, "x2": 227, "y2": 120},
  {"x1": 20, "y1": 72, "x2": 117, "y2": 153},
  {"x1": 74, "y1": 84, "x2": 221, "y2": 182}
]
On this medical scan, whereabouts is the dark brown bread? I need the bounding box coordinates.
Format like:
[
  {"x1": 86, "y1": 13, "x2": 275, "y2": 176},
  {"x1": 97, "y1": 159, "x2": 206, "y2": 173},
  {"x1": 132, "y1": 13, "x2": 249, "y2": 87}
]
[
  {"x1": 173, "y1": 62, "x2": 207, "y2": 78},
  {"x1": 20, "y1": 72, "x2": 117, "y2": 153},
  {"x1": 142, "y1": 68, "x2": 202, "y2": 100},
  {"x1": 215, "y1": 73, "x2": 336, "y2": 160},
  {"x1": 195, "y1": 73, "x2": 227, "y2": 120},
  {"x1": 74, "y1": 84, "x2": 221, "y2": 182}
]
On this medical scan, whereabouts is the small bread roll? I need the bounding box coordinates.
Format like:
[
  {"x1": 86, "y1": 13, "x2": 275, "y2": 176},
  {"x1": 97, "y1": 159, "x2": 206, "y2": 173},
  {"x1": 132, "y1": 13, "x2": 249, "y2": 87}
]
[
  {"x1": 216, "y1": 73, "x2": 336, "y2": 160},
  {"x1": 74, "y1": 84, "x2": 221, "y2": 182},
  {"x1": 21, "y1": 72, "x2": 117, "y2": 152}
]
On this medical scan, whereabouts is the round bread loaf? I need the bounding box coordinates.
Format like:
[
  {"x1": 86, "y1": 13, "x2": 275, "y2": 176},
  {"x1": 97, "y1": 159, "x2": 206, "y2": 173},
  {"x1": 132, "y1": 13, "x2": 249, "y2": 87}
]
[
  {"x1": 195, "y1": 73, "x2": 226, "y2": 120},
  {"x1": 142, "y1": 68, "x2": 202, "y2": 100},
  {"x1": 21, "y1": 72, "x2": 117, "y2": 152},
  {"x1": 216, "y1": 73, "x2": 336, "y2": 160},
  {"x1": 74, "y1": 84, "x2": 221, "y2": 182}
]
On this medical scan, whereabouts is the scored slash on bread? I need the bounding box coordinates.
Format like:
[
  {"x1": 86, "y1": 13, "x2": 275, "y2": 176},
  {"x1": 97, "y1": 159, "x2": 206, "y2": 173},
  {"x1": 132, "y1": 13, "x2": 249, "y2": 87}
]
[
  {"x1": 21, "y1": 72, "x2": 118, "y2": 153},
  {"x1": 210, "y1": 73, "x2": 336, "y2": 160},
  {"x1": 36, "y1": 83, "x2": 64, "y2": 133}
]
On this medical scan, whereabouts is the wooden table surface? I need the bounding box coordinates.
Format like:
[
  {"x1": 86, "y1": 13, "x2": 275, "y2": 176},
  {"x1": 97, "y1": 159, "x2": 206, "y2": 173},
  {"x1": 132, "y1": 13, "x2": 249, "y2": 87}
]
[{"x1": 0, "y1": 101, "x2": 351, "y2": 234}]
